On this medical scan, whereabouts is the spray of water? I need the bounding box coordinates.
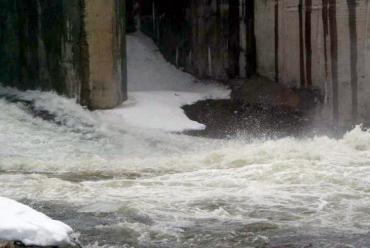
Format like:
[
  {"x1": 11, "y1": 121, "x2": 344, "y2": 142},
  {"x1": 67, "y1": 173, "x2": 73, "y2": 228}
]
[{"x1": 1, "y1": 86, "x2": 370, "y2": 247}]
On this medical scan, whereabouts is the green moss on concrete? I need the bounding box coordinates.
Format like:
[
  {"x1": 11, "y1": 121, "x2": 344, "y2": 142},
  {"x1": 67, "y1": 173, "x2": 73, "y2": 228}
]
[
  {"x1": 0, "y1": 0, "x2": 127, "y2": 109},
  {"x1": 0, "y1": 0, "x2": 88, "y2": 97}
]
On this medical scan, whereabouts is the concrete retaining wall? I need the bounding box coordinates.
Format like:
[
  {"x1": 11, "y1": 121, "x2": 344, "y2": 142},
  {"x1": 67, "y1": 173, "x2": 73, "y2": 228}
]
[
  {"x1": 255, "y1": 0, "x2": 370, "y2": 128},
  {"x1": 140, "y1": 0, "x2": 370, "y2": 128},
  {"x1": 0, "y1": 0, "x2": 127, "y2": 110},
  {"x1": 140, "y1": 0, "x2": 255, "y2": 81}
]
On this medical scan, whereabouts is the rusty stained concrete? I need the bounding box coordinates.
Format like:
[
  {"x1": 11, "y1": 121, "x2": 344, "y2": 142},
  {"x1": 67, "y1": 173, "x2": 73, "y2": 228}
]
[{"x1": 255, "y1": 0, "x2": 370, "y2": 129}]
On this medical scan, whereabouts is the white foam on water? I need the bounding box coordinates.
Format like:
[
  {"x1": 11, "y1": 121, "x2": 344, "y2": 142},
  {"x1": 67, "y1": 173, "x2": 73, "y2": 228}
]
[{"x1": 1, "y1": 90, "x2": 370, "y2": 238}]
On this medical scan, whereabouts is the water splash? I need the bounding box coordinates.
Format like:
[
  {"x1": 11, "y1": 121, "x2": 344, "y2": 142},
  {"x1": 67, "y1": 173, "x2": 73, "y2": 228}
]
[{"x1": 1, "y1": 87, "x2": 370, "y2": 247}]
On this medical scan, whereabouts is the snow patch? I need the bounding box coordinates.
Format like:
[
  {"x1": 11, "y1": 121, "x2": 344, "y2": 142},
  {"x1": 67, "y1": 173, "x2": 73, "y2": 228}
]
[
  {"x1": 100, "y1": 32, "x2": 230, "y2": 132},
  {"x1": 0, "y1": 197, "x2": 74, "y2": 247}
]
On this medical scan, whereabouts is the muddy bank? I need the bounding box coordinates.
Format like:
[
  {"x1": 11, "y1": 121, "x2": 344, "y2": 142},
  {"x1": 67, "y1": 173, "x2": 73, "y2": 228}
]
[
  {"x1": 183, "y1": 77, "x2": 327, "y2": 139},
  {"x1": 183, "y1": 99, "x2": 312, "y2": 139}
]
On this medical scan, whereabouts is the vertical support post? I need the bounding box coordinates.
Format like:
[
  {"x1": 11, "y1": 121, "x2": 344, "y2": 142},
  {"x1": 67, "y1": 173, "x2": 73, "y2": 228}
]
[
  {"x1": 229, "y1": 0, "x2": 240, "y2": 77},
  {"x1": 84, "y1": 0, "x2": 127, "y2": 109},
  {"x1": 239, "y1": 0, "x2": 247, "y2": 78},
  {"x1": 245, "y1": 0, "x2": 256, "y2": 77}
]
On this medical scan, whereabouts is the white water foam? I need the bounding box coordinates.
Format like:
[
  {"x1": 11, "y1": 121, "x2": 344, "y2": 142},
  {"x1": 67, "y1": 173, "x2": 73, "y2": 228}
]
[{"x1": 1, "y1": 88, "x2": 370, "y2": 247}]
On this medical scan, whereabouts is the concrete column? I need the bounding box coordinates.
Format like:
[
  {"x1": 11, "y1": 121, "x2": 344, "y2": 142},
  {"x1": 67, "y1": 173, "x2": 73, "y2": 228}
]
[{"x1": 83, "y1": 0, "x2": 127, "y2": 109}]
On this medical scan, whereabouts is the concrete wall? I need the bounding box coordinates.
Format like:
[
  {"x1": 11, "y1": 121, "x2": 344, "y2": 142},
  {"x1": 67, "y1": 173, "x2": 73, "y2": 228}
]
[
  {"x1": 0, "y1": 0, "x2": 83, "y2": 95},
  {"x1": 190, "y1": 0, "x2": 230, "y2": 80},
  {"x1": 139, "y1": 0, "x2": 370, "y2": 128},
  {"x1": 255, "y1": 0, "x2": 370, "y2": 128},
  {"x1": 140, "y1": 0, "x2": 192, "y2": 75},
  {"x1": 0, "y1": 0, "x2": 127, "y2": 110},
  {"x1": 140, "y1": 0, "x2": 255, "y2": 81}
]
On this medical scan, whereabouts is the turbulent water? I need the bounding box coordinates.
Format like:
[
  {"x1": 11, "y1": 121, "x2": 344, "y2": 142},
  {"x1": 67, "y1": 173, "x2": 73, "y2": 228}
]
[{"x1": 1, "y1": 87, "x2": 370, "y2": 248}]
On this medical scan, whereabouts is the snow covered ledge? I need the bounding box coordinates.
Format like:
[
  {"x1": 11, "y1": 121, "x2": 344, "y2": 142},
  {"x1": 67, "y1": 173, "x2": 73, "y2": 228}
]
[{"x1": 0, "y1": 197, "x2": 77, "y2": 248}]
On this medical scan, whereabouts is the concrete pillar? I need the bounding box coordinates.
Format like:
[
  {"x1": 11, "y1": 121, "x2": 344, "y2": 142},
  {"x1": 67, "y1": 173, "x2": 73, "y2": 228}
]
[{"x1": 83, "y1": 0, "x2": 127, "y2": 109}]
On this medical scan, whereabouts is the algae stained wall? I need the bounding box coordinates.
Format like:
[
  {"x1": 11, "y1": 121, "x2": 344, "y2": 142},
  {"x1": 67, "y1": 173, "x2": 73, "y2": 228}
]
[
  {"x1": 0, "y1": 0, "x2": 84, "y2": 96},
  {"x1": 0, "y1": 0, "x2": 127, "y2": 109},
  {"x1": 140, "y1": 0, "x2": 256, "y2": 81}
]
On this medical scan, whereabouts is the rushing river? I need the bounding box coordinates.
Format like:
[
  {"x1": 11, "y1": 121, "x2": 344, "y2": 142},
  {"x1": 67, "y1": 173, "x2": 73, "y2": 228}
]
[{"x1": 1, "y1": 87, "x2": 370, "y2": 248}]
